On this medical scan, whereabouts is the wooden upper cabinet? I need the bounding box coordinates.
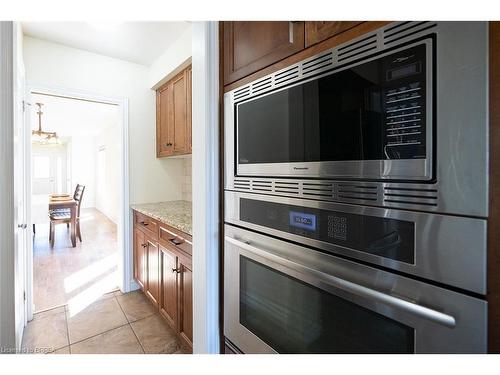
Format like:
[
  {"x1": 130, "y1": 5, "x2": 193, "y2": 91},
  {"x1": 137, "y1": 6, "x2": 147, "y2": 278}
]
[
  {"x1": 304, "y1": 21, "x2": 363, "y2": 47},
  {"x1": 156, "y1": 65, "x2": 192, "y2": 158},
  {"x1": 223, "y1": 21, "x2": 305, "y2": 85}
]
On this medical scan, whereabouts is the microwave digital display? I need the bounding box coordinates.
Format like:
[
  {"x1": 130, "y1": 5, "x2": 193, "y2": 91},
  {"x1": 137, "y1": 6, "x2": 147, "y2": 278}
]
[{"x1": 289, "y1": 211, "x2": 317, "y2": 231}]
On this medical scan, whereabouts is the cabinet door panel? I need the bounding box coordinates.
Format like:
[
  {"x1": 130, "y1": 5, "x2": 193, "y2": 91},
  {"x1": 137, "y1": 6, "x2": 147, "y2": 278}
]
[
  {"x1": 305, "y1": 21, "x2": 363, "y2": 47},
  {"x1": 146, "y1": 238, "x2": 160, "y2": 307},
  {"x1": 172, "y1": 73, "x2": 188, "y2": 154},
  {"x1": 223, "y1": 21, "x2": 305, "y2": 85},
  {"x1": 134, "y1": 228, "x2": 146, "y2": 289},
  {"x1": 156, "y1": 84, "x2": 173, "y2": 157},
  {"x1": 179, "y1": 261, "x2": 193, "y2": 347},
  {"x1": 160, "y1": 245, "x2": 178, "y2": 328}
]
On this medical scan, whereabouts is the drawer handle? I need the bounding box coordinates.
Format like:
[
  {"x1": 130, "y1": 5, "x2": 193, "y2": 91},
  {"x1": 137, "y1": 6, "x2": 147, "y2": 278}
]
[
  {"x1": 169, "y1": 238, "x2": 184, "y2": 246},
  {"x1": 140, "y1": 221, "x2": 149, "y2": 226},
  {"x1": 172, "y1": 268, "x2": 181, "y2": 274}
]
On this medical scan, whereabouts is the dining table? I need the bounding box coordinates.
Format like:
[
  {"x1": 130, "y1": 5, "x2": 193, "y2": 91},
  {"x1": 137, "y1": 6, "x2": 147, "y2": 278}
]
[{"x1": 49, "y1": 194, "x2": 78, "y2": 247}]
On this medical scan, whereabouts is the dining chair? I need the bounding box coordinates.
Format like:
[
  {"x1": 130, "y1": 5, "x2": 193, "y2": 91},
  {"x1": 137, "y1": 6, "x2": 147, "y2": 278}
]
[{"x1": 49, "y1": 184, "x2": 85, "y2": 247}]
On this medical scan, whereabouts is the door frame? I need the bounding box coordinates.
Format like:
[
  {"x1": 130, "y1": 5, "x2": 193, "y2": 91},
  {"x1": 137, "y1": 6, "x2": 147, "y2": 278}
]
[{"x1": 25, "y1": 82, "x2": 131, "y2": 320}]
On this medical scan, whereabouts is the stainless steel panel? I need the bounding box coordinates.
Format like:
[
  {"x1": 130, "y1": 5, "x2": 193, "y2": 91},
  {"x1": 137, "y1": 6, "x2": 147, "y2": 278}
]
[
  {"x1": 225, "y1": 191, "x2": 487, "y2": 294},
  {"x1": 224, "y1": 225, "x2": 487, "y2": 354},
  {"x1": 224, "y1": 21, "x2": 489, "y2": 218}
]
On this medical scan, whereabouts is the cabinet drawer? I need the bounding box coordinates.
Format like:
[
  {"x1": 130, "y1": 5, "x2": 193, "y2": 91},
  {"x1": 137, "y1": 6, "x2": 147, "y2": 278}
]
[
  {"x1": 159, "y1": 224, "x2": 192, "y2": 257},
  {"x1": 134, "y1": 212, "x2": 159, "y2": 239}
]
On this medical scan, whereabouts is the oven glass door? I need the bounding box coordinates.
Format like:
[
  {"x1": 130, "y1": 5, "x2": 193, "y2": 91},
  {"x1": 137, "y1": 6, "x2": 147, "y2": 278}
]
[
  {"x1": 240, "y1": 255, "x2": 413, "y2": 353},
  {"x1": 234, "y1": 40, "x2": 433, "y2": 180},
  {"x1": 224, "y1": 226, "x2": 487, "y2": 354}
]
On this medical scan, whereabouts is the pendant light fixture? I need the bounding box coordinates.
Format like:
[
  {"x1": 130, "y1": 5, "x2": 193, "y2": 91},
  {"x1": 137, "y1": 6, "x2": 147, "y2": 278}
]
[{"x1": 32, "y1": 102, "x2": 59, "y2": 144}]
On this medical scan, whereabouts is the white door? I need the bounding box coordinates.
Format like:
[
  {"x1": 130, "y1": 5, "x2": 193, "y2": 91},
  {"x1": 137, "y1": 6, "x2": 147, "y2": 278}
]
[
  {"x1": 13, "y1": 21, "x2": 28, "y2": 349},
  {"x1": 32, "y1": 145, "x2": 67, "y2": 195}
]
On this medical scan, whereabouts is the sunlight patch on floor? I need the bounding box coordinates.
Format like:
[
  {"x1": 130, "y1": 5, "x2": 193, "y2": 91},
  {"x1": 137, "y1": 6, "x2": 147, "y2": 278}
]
[
  {"x1": 66, "y1": 271, "x2": 118, "y2": 317},
  {"x1": 64, "y1": 253, "x2": 117, "y2": 293}
]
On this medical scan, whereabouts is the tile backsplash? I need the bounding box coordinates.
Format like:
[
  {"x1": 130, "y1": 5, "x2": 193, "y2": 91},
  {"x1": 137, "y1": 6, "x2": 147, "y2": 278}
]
[{"x1": 182, "y1": 156, "x2": 192, "y2": 202}]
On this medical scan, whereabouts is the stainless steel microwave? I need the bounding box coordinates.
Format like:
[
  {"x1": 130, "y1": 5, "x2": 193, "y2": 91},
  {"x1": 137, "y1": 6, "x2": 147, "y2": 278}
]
[{"x1": 224, "y1": 22, "x2": 489, "y2": 218}]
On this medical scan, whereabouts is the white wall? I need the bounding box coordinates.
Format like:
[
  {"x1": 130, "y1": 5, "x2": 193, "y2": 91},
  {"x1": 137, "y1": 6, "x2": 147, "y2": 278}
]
[
  {"x1": 23, "y1": 36, "x2": 184, "y2": 205},
  {"x1": 95, "y1": 121, "x2": 120, "y2": 223},
  {"x1": 149, "y1": 26, "x2": 192, "y2": 89}
]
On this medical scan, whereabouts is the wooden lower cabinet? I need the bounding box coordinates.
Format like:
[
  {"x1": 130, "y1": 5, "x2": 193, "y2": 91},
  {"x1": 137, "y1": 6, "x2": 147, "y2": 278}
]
[
  {"x1": 134, "y1": 228, "x2": 146, "y2": 289},
  {"x1": 145, "y1": 239, "x2": 160, "y2": 307},
  {"x1": 133, "y1": 210, "x2": 193, "y2": 351},
  {"x1": 160, "y1": 245, "x2": 178, "y2": 327},
  {"x1": 178, "y1": 258, "x2": 193, "y2": 347}
]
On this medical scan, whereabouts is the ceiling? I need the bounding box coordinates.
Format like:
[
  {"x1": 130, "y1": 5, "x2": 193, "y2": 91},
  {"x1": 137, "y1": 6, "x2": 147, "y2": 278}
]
[
  {"x1": 22, "y1": 21, "x2": 190, "y2": 66},
  {"x1": 30, "y1": 93, "x2": 119, "y2": 139}
]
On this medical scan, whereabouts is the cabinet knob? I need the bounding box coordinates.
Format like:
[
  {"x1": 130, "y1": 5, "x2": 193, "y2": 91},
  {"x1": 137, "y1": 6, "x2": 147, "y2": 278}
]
[
  {"x1": 166, "y1": 143, "x2": 173, "y2": 147},
  {"x1": 141, "y1": 243, "x2": 147, "y2": 248},
  {"x1": 172, "y1": 268, "x2": 181, "y2": 273}
]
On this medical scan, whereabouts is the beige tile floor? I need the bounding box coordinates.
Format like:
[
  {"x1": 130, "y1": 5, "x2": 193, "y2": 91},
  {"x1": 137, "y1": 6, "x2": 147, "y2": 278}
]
[{"x1": 22, "y1": 289, "x2": 191, "y2": 354}]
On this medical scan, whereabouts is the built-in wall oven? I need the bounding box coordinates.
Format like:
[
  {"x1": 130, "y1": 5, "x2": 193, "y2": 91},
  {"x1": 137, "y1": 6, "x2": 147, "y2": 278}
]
[
  {"x1": 223, "y1": 21, "x2": 489, "y2": 354},
  {"x1": 224, "y1": 225, "x2": 486, "y2": 354}
]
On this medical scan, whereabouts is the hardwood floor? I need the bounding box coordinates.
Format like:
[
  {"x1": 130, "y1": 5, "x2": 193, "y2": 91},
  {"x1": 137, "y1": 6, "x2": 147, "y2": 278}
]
[{"x1": 33, "y1": 208, "x2": 118, "y2": 312}]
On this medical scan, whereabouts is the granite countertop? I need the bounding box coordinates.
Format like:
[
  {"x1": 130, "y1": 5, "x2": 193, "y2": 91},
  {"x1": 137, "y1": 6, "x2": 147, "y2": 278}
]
[{"x1": 131, "y1": 200, "x2": 192, "y2": 235}]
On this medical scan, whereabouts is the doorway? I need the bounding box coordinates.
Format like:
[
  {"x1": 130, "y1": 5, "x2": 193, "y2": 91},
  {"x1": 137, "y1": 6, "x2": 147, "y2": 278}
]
[{"x1": 26, "y1": 87, "x2": 130, "y2": 319}]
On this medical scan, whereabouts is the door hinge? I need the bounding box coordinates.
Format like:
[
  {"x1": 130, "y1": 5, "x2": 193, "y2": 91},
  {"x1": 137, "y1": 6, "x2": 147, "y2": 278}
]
[
  {"x1": 23, "y1": 291, "x2": 26, "y2": 301},
  {"x1": 22, "y1": 100, "x2": 31, "y2": 112}
]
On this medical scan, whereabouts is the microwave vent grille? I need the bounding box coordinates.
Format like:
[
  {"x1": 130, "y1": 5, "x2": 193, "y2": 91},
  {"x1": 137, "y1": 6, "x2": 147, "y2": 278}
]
[
  {"x1": 251, "y1": 77, "x2": 273, "y2": 94},
  {"x1": 383, "y1": 186, "x2": 438, "y2": 207},
  {"x1": 383, "y1": 21, "x2": 437, "y2": 46},
  {"x1": 233, "y1": 86, "x2": 251, "y2": 101},
  {"x1": 335, "y1": 183, "x2": 379, "y2": 203},
  {"x1": 337, "y1": 34, "x2": 378, "y2": 63},
  {"x1": 301, "y1": 52, "x2": 334, "y2": 77},
  {"x1": 274, "y1": 66, "x2": 300, "y2": 87}
]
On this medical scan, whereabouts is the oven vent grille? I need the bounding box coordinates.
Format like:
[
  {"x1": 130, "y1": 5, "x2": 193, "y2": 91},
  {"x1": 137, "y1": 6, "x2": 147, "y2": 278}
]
[
  {"x1": 383, "y1": 187, "x2": 438, "y2": 207},
  {"x1": 383, "y1": 21, "x2": 437, "y2": 46},
  {"x1": 335, "y1": 183, "x2": 379, "y2": 203},
  {"x1": 233, "y1": 178, "x2": 251, "y2": 190},
  {"x1": 250, "y1": 180, "x2": 273, "y2": 192},
  {"x1": 337, "y1": 34, "x2": 378, "y2": 63},
  {"x1": 274, "y1": 66, "x2": 300, "y2": 87},
  {"x1": 233, "y1": 85, "x2": 251, "y2": 101},
  {"x1": 230, "y1": 179, "x2": 443, "y2": 211},
  {"x1": 301, "y1": 52, "x2": 334, "y2": 77},
  {"x1": 274, "y1": 181, "x2": 300, "y2": 195},
  {"x1": 302, "y1": 182, "x2": 334, "y2": 198}
]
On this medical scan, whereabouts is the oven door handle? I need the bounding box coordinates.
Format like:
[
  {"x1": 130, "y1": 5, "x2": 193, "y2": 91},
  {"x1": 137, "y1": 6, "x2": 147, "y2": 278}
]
[{"x1": 226, "y1": 236, "x2": 457, "y2": 328}]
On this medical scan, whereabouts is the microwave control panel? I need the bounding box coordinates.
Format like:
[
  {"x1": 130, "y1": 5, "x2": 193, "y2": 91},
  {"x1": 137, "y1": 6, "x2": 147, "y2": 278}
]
[{"x1": 382, "y1": 44, "x2": 428, "y2": 160}]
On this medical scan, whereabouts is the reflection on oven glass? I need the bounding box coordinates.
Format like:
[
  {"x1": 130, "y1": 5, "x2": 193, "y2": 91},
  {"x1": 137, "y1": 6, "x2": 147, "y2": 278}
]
[{"x1": 240, "y1": 256, "x2": 415, "y2": 353}]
